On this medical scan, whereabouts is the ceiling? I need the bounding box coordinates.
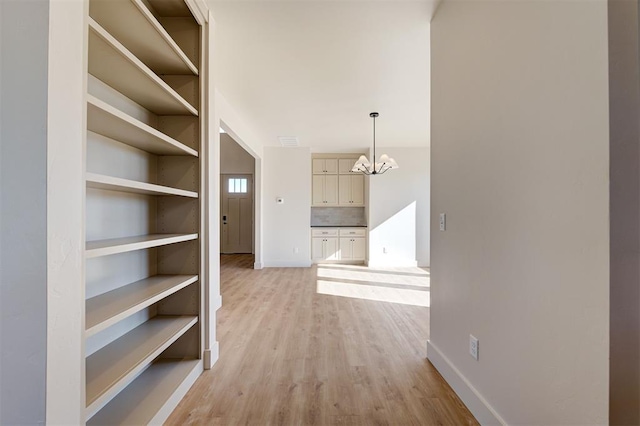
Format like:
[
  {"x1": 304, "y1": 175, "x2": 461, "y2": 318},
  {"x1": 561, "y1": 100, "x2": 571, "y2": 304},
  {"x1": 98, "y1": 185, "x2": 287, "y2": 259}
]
[{"x1": 208, "y1": 1, "x2": 435, "y2": 152}]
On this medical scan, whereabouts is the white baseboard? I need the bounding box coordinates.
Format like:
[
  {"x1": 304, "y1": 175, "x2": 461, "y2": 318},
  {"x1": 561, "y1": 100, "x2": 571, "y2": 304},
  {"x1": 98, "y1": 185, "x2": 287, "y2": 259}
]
[
  {"x1": 254, "y1": 262, "x2": 263, "y2": 269},
  {"x1": 212, "y1": 294, "x2": 222, "y2": 311},
  {"x1": 263, "y1": 260, "x2": 313, "y2": 268},
  {"x1": 203, "y1": 341, "x2": 220, "y2": 370},
  {"x1": 427, "y1": 340, "x2": 506, "y2": 426}
]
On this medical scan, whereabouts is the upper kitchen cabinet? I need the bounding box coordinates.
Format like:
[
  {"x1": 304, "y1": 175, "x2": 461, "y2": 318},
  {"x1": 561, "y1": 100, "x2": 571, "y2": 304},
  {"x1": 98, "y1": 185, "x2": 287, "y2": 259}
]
[{"x1": 312, "y1": 158, "x2": 338, "y2": 174}]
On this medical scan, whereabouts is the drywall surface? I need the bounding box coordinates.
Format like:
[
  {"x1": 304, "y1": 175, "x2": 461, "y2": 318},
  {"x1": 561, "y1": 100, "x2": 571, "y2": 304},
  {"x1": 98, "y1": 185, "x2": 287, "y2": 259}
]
[
  {"x1": 0, "y1": 0, "x2": 49, "y2": 423},
  {"x1": 430, "y1": 1, "x2": 609, "y2": 424},
  {"x1": 263, "y1": 147, "x2": 311, "y2": 267},
  {"x1": 368, "y1": 147, "x2": 430, "y2": 268},
  {"x1": 220, "y1": 133, "x2": 255, "y2": 175},
  {"x1": 609, "y1": 0, "x2": 640, "y2": 423}
]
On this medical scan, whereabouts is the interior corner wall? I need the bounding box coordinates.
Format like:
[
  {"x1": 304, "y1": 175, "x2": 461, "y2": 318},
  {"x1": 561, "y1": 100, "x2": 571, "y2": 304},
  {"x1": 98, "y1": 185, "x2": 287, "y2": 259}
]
[
  {"x1": 263, "y1": 147, "x2": 311, "y2": 267},
  {"x1": 0, "y1": 0, "x2": 49, "y2": 423},
  {"x1": 220, "y1": 133, "x2": 255, "y2": 175},
  {"x1": 367, "y1": 147, "x2": 430, "y2": 268},
  {"x1": 429, "y1": 1, "x2": 610, "y2": 424},
  {"x1": 608, "y1": 0, "x2": 640, "y2": 423}
]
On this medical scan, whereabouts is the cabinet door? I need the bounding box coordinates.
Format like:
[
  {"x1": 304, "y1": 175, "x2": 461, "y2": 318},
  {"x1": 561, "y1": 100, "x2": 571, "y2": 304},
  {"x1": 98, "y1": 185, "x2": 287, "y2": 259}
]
[
  {"x1": 324, "y1": 175, "x2": 339, "y2": 205},
  {"x1": 324, "y1": 159, "x2": 338, "y2": 174},
  {"x1": 312, "y1": 238, "x2": 324, "y2": 260},
  {"x1": 312, "y1": 159, "x2": 326, "y2": 174},
  {"x1": 325, "y1": 237, "x2": 339, "y2": 260},
  {"x1": 350, "y1": 175, "x2": 365, "y2": 206},
  {"x1": 312, "y1": 175, "x2": 325, "y2": 205},
  {"x1": 352, "y1": 237, "x2": 366, "y2": 260},
  {"x1": 338, "y1": 175, "x2": 351, "y2": 205},
  {"x1": 338, "y1": 159, "x2": 356, "y2": 174},
  {"x1": 339, "y1": 237, "x2": 353, "y2": 260}
]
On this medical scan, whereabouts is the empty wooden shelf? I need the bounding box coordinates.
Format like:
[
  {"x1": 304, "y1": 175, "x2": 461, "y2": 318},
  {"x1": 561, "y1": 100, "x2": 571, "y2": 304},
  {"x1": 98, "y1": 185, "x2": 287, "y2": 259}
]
[
  {"x1": 86, "y1": 275, "x2": 198, "y2": 337},
  {"x1": 90, "y1": 0, "x2": 198, "y2": 75},
  {"x1": 86, "y1": 315, "x2": 198, "y2": 419},
  {"x1": 86, "y1": 234, "x2": 198, "y2": 258},
  {"x1": 87, "y1": 95, "x2": 197, "y2": 156},
  {"x1": 87, "y1": 359, "x2": 201, "y2": 426},
  {"x1": 88, "y1": 18, "x2": 197, "y2": 116},
  {"x1": 86, "y1": 173, "x2": 198, "y2": 198}
]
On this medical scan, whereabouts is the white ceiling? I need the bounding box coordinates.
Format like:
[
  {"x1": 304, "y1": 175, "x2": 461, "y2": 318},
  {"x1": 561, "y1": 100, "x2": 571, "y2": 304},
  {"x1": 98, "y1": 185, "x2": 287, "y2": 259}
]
[{"x1": 209, "y1": 1, "x2": 435, "y2": 152}]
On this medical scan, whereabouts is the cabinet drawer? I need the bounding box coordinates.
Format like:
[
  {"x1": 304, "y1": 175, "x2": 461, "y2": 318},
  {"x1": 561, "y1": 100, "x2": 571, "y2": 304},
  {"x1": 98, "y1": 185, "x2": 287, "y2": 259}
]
[
  {"x1": 312, "y1": 228, "x2": 339, "y2": 237},
  {"x1": 338, "y1": 228, "x2": 366, "y2": 237}
]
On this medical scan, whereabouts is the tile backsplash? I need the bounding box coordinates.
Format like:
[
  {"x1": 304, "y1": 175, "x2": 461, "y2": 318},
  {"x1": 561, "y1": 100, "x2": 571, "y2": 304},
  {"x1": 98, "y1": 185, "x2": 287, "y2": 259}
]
[{"x1": 311, "y1": 207, "x2": 366, "y2": 227}]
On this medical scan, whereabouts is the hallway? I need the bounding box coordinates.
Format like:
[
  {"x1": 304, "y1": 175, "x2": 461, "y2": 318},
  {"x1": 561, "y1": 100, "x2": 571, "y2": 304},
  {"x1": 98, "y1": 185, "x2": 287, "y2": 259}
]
[{"x1": 167, "y1": 255, "x2": 477, "y2": 425}]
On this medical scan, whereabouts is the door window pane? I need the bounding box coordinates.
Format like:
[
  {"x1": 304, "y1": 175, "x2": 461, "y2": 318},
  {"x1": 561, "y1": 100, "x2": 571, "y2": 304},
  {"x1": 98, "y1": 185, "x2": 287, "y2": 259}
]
[{"x1": 228, "y1": 178, "x2": 248, "y2": 193}]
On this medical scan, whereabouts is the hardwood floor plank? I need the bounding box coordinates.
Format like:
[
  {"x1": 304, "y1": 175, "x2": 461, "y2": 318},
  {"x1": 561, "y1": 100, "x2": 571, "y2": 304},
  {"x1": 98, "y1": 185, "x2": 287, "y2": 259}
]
[{"x1": 167, "y1": 255, "x2": 478, "y2": 425}]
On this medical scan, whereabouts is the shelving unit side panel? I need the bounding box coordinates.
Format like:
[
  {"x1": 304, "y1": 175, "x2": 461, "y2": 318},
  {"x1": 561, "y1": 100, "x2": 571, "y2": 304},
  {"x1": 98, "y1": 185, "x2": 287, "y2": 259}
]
[
  {"x1": 157, "y1": 115, "x2": 200, "y2": 151},
  {"x1": 157, "y1": 240, "x2": 199, "y2": 275},
  {"x1": 159, "y1": 17, "x2": 201, "y2": 68},
  {"x1": 158, "y1": 156, "x2": 199, "y2": 192}
]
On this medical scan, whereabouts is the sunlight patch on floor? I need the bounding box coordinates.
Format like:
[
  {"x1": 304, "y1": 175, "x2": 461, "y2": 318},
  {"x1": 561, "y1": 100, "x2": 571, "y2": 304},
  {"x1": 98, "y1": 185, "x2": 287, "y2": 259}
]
[
  {"x1": 320, "y1": 263, "x2": 429, "y2": 275},
  {"x1": 317, "y1": 267, "x2": 430, "y2": 288},
  {"x1": 316, "y1": 279, "x2": 430, "y2": 307}
]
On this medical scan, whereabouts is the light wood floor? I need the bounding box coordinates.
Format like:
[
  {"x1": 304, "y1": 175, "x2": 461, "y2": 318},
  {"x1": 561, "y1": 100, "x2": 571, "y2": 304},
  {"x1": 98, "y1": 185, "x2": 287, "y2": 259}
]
[{"x1": 167, "y1": 255, "x2": 478, "y2": 425}]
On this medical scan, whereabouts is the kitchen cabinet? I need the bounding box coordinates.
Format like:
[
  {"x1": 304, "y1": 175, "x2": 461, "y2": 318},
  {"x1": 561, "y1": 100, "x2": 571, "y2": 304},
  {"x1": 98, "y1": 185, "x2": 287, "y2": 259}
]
[
  {"x1": 312, "y1": 175, "x2": 339, "y2": 206},
  {"x1": 311, "y1": 228, "x2": 366, "y2": 263},
  {"x1": 338, "y1": 174, "x2": 365, "y2": 206},
  {"x1": 311, "y1": 229, "x2": 339, "y2": 261},
  {"x1": 338, "y1": 158, "x2": 358, "y2": 174},
  {"x1": 312, "y1": 158, "x2": 338, "y2": 174}
]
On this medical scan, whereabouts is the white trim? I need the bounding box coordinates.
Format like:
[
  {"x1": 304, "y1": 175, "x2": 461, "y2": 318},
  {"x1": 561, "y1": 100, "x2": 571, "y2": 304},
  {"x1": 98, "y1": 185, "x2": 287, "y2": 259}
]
[
  {"x1": 427, "y1": 341, "x2": 506, "y2": 426},
  {"x1": 184, "y1": 0, "x2": 208, "y2": 25},
  {"x1": 263, "y1": 260, "x2": 313, "y2": 268},
  {"x1": 212, "y1": 294, "x2": 222, "y2": 311},
  {"x1": 254, "y1": 262, "x2": 264, "y2": 270},
  {"x1": 203, "y1": 341, "x2": 219, "y2": 370}
]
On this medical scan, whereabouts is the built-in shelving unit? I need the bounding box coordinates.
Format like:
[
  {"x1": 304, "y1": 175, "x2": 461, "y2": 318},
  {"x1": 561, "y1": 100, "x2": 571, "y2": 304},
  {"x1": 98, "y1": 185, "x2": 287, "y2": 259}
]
[
  {"x1": 87, "y1": 95, "x2": 198, "y2": 156},
  {"x1": 86, "y1": 316, "x2": 198, "y2": 418},
  {"x1": 86, "y1": 234, "x2": 198, "y2": 258},
  {"x1": 88, "y1": 18, "x2": 197, "y2": 116},
  {"x1": 89, "y1": 0, "x2": 198, "y2": 75},
  {"x1": 86, "y1": 359, "x2": 201, "y2": 426},
  {"x1": 86, "y1": 173, "x2": 199, "y2": 198},
  {"x1": 86, "y1": 275, "x2": 198, "y2": 336},
  {"x1": 83, "y1": 0, "x2": 207, "y2": 423}
]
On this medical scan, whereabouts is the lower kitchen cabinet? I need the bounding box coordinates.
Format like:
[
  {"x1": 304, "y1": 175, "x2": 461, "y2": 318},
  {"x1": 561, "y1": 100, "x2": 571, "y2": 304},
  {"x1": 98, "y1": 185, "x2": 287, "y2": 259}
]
[{"x1": 311, "y1": 228, "x2": 366, "y2": 263}]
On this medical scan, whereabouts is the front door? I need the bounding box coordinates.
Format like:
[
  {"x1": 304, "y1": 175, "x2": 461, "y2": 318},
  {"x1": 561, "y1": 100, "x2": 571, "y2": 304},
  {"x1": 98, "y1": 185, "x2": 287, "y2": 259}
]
[{"x1": 221, "y1": 174, "x2": 253, "y2": 254}]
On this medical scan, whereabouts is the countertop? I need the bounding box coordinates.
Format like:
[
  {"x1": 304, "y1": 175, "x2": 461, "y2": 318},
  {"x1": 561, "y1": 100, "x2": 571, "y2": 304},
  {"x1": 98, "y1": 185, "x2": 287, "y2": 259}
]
[{"x1": 311, "y1": 225, "x2": 367, "y2": 228}]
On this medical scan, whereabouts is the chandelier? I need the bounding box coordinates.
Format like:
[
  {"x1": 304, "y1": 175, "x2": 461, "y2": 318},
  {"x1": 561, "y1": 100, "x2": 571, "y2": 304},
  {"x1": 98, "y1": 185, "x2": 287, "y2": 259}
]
[{"x1": 351, "y1": 112, "x2": 399, "y2": 175}]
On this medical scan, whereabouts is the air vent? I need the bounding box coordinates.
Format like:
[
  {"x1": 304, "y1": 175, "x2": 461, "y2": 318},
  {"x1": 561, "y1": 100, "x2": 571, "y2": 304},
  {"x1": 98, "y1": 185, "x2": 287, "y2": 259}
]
[{"x1": 278, "y1": 136, "x2": 299, "y2": 147}]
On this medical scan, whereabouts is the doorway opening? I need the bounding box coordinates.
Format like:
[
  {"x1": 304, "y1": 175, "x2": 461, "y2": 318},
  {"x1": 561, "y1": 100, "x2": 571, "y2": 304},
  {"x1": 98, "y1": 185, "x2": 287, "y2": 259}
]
[{"x1": 219, "y1": 130, "x2": 256, "y2": 266}]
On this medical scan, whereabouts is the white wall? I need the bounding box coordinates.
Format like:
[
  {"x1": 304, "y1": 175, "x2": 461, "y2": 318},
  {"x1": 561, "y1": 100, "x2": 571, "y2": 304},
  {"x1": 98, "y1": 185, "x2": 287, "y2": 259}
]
[
  {"x1": 0, "y1": 1, "x2": 49, "y2": 423},
  {"x1": 368, "y1": 147, "x2": 430, "y2": 268},
  {"x1": 429, "y1": 1, "x2": 609, "y2": 424},
  {"x1": 263, "y1": 147, "x2": 311, "y2": 267},
  {"x1": 608, "y1": 0, "x2": 640, "y2": 423},
  {"x1": 220, "y1": 133, "x2": 255, "y2": 175}
]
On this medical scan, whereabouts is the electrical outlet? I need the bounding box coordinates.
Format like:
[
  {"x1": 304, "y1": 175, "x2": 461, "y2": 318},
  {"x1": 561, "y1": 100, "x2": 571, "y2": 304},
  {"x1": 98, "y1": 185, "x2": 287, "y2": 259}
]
[
  {"x1": 469, "y1": 335, "x2": 479, "y2": 360},
  {"x1": 439, "y1": 213, "x2": 446, "y2": 231},
  {"x1": 383, "y1": 247, "x2": 388, "y2": 254}
]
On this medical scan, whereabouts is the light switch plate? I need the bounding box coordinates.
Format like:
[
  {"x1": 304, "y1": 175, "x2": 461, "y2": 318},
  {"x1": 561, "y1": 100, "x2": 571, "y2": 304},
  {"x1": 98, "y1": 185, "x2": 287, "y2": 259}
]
[{"x1": 439, "y1": 213, "x2": 446, "y2": 231}]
